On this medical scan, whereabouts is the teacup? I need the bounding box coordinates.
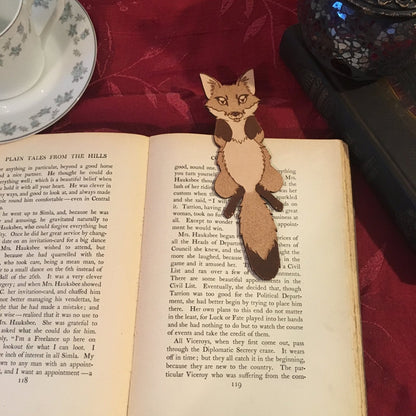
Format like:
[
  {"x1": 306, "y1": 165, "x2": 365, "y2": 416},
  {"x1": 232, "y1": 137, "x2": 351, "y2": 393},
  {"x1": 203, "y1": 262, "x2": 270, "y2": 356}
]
[{"x1": 0, "y1": 0, "x2": 64, "y2": 100}]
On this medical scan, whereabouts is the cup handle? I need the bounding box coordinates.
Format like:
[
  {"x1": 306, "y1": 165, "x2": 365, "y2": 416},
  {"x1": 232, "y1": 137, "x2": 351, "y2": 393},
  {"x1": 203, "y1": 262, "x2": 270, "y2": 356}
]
[{"x1": 29, "y1": 0, "x2": 65, "y2": 47}]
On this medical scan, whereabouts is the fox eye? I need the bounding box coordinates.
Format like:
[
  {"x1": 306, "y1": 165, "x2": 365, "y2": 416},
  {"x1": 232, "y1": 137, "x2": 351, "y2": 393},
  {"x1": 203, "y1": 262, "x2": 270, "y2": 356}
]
[
  {"x1": 238, "y1": 94, "x2": 248, "y2": 104},
  {"x1": 216, "y1": 96, "x2": 228, "y2": 106}
]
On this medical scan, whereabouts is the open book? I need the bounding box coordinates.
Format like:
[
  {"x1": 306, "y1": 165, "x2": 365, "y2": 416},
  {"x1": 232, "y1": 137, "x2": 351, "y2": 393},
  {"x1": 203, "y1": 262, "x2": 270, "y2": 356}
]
[{"x1": 0, "y1": 132, "x2": 366, "y2": 416}]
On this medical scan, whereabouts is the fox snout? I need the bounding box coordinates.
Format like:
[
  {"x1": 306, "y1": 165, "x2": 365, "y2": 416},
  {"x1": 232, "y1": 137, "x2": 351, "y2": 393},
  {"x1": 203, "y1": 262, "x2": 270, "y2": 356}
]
[{"x1": 228, "y1": 111, "x2": 244, "y2": 121}]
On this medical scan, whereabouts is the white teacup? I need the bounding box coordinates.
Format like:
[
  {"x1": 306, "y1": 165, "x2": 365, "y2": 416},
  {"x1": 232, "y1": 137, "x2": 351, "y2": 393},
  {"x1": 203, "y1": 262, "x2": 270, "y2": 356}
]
[{"x1": 0, "y1": 0, "x2": 64, "y2": 100}]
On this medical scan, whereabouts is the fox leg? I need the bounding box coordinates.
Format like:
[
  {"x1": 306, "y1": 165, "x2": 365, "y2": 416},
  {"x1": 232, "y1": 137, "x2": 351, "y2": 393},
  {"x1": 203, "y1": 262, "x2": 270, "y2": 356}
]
[
  {"x1": 223, "y1": 186, "x2": 244, "y2": 218},
  {"x1": 214, "y1": 150, "x2": 243, "y2": 218},
  {"x1": 259, "y1": 146, "x2": 283, "y2": 193},
  {"x1": 213, "y1": 119, "x2": 232, "y2": 147},
  {"x1": 244, "y1": 115, "x2": 263, "y2": 140},
  {"x1": 255, "y1": 184, "x2": 283, "y2": 212},
  {"x1": 214, "y1": 150, "x2": 239, "y2": 197},
  {"x1": 243, "y1": 124, "x2": 283, "y2": 193}
]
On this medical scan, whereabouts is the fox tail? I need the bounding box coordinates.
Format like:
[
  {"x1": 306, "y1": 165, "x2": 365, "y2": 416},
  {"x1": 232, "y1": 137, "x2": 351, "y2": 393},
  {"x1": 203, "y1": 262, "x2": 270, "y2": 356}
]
[{"x1": 239, "y1": 191, "x2": 280, "y2": 280}]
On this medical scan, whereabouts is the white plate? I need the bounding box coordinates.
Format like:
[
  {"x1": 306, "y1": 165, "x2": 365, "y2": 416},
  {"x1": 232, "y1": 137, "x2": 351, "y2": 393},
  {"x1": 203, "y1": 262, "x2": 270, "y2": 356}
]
[{"x1": 0, "y1": 0, "x2": 97, "y2": 142}]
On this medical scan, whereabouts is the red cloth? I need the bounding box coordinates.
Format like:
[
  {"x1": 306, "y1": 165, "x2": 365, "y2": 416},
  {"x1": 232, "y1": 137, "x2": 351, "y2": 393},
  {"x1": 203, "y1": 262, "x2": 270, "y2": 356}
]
[{"x1": 49, "y1": 1, "x2": 416, "y2": 414}]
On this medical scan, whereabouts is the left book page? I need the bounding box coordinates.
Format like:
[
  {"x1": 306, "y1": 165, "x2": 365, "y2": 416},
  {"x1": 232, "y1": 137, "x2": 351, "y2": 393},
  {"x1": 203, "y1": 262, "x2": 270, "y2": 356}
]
[{"x1": 0, "y1": 132, "x2": 149, "y2": 416}]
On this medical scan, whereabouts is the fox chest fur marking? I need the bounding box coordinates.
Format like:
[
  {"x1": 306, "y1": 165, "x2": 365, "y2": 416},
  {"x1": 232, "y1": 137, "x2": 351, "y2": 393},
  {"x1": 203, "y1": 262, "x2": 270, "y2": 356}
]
[{"x1": 223, "y1": 137, "x2": 264, "y2": 193}]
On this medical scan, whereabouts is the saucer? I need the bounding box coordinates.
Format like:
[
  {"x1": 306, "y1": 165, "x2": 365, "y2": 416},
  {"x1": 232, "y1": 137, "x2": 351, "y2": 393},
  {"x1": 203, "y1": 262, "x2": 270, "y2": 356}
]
[{"x1": 0, "y1": 0, "x2": 97, "y2": 143}]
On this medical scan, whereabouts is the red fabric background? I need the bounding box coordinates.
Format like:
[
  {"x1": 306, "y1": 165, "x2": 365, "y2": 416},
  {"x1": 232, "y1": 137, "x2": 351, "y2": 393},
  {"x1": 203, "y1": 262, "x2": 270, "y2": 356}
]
[{"x1": 48, "y1": 1, "x2": 416, "y2": 414}]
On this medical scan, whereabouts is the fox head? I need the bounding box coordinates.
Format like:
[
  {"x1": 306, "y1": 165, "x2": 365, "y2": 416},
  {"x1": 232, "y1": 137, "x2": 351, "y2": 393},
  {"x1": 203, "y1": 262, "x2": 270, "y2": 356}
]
[{"x1": 200, "y1": 69, "x2": 260, "y2": 123}]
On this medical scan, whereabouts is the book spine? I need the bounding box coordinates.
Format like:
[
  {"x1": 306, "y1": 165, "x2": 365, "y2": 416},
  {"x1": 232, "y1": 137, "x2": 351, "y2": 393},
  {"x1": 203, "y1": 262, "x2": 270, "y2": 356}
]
[{"x1": 280, "y1": 25, "x2": 416, "y2": 249}]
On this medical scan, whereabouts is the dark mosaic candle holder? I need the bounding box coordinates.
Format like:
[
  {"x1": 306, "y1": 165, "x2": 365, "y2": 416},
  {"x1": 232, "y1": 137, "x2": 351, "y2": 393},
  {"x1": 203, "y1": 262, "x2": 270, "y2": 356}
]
[{"x1": 298, "y1": 0, "x2": 416, "y2": 80}]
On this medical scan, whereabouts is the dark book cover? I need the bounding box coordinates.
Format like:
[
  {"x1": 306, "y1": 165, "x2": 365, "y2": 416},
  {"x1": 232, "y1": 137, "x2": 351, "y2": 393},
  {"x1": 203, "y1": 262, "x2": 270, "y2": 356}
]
[{"x1": 280, "y1": 24, "x2": 416, "y2": 249}]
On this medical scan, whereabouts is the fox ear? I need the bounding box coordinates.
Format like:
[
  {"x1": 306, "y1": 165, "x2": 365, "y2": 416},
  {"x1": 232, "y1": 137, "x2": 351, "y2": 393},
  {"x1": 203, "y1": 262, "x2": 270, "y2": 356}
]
[
  {"x1": 237, "y1": 69, "x2": 255, "y2": 95},
  {"x1": 200, "y1": 73, "x2": 222, "y2": 99}
]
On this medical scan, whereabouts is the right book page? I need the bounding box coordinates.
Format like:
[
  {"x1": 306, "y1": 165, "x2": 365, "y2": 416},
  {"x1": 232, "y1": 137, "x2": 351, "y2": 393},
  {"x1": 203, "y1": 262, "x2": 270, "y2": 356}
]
[{"x1": 128, "y1": 134, "x2": 366, "y2": 416}]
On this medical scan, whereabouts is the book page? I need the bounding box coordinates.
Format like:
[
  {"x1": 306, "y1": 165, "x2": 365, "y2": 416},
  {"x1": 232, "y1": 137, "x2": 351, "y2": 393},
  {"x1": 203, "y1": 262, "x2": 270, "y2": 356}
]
[
  {"x1": 0, "y1": 132, "x2": 148, "y2": 416},
  {"x1": 128, "y1": 134, "x2": 365, "y2": 416}
]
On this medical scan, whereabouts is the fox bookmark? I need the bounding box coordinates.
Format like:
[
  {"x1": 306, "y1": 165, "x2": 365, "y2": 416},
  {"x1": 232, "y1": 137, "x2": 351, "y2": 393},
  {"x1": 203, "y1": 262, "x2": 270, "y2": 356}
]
[{"x1": 200, "y1": 69, "x2": 283, "y2": 280}]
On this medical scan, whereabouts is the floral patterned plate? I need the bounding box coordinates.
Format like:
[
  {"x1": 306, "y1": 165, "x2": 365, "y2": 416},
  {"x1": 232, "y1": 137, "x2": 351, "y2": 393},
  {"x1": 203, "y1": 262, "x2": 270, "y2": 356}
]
[{"x1": 0, "y1": 0, "x2": 96, "y2": 142}]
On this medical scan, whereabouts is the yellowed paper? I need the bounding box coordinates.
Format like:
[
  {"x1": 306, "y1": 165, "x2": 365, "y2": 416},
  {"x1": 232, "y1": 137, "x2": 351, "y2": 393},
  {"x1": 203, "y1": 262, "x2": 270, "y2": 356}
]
[
  {"x1": 0, "y1": 132, "x2": 365, "y2": 416},
  {"x1": 128, "y1": 134, "x2": 365, "y2": 416},
  {"x1": 0, "y1": 132, "x2": 148, "y2": 416}
]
